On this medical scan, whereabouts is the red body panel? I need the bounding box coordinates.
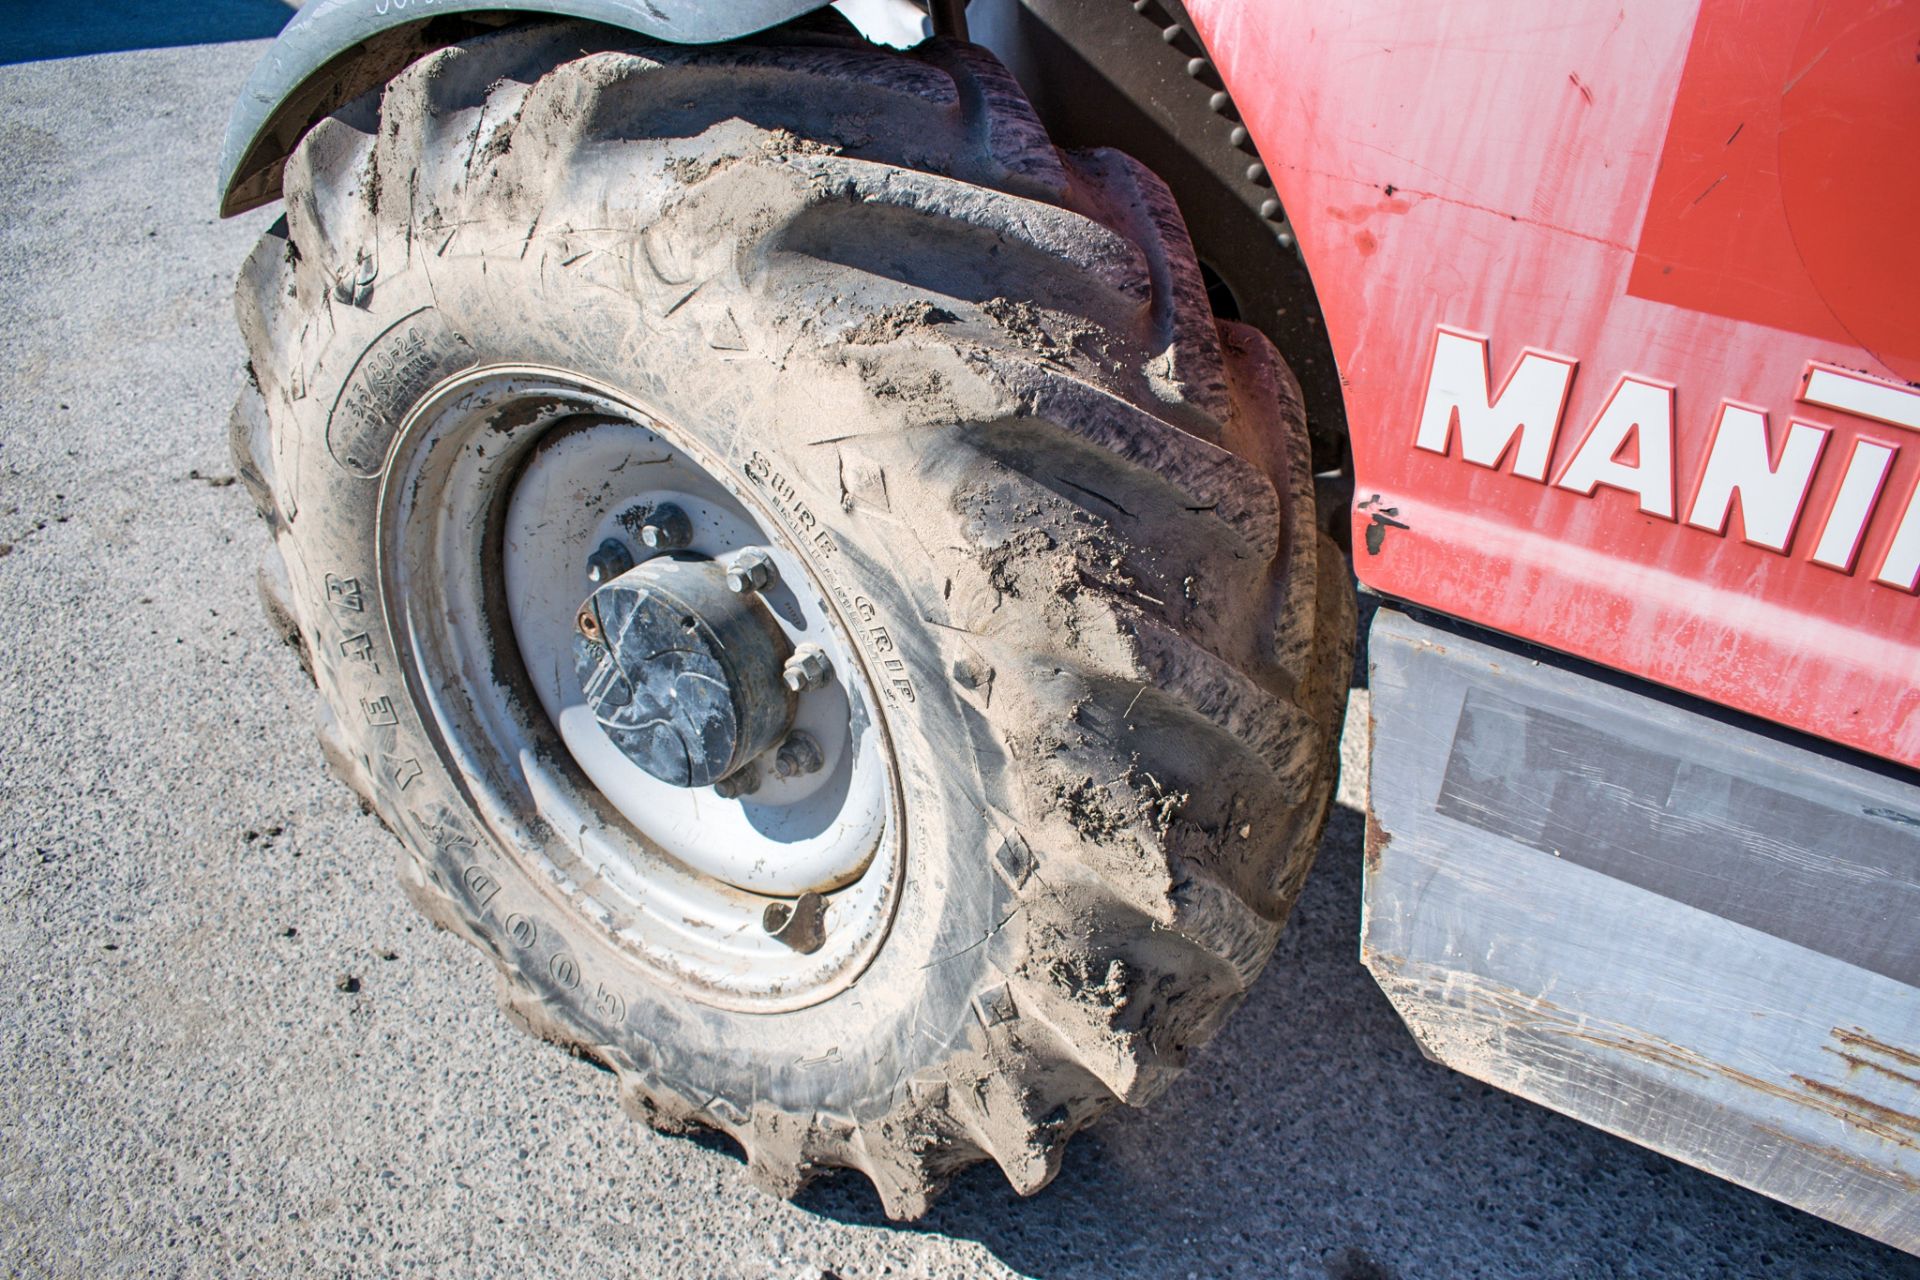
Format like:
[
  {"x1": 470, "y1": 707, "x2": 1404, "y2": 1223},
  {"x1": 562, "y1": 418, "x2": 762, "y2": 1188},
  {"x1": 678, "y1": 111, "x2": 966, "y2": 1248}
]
[{"x1": 1185, "y1": 0, "x2": 1920, "y2": 764}]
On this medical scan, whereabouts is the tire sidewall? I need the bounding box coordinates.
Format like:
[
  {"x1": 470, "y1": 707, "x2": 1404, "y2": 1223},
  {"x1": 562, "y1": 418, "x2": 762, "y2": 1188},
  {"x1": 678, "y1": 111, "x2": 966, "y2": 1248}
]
[{"x1": 275, "y1": 239, "x2": 1019, "y2": 1120}]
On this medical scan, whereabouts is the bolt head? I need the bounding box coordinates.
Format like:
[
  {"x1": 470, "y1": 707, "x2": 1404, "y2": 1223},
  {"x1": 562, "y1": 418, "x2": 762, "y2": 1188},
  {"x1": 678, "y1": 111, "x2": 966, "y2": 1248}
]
[
  {"x1": 713, "y1": 761, "x2": 761, "y2": 799},
  {"x1": 725, "y1": 548, "x2": 775, "y2": 594},
  {"x1": 586, "y1": 537, "x2": 635, "y2": 584},
  {"x1": 782, "y1": 644, "x2": 832, "y2": 693},
  {"x1": 637, "y1": 502, "x2": 693, "y2": 551},
  {"x1": 774, "y1": 731, "x2": 824, "y2": 779}
]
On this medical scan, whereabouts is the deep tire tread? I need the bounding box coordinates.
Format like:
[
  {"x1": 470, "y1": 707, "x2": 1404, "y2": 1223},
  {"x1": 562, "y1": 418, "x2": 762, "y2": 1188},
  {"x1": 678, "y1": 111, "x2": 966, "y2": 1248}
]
[{"x1": 234, "y1": 20, "x2": 1352, "y2": 1217}]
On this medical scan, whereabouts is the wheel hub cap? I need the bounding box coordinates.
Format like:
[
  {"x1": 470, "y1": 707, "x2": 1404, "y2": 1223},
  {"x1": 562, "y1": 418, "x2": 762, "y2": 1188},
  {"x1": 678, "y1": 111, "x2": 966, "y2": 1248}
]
[{"x1": 575, "y1": 556, "x2": 796, "y2": 788}]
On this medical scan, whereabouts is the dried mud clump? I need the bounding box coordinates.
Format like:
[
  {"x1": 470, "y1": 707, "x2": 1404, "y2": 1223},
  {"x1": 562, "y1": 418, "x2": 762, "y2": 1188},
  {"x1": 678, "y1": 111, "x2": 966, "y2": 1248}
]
[
  {"x1": 978, "y1": 525, "x2": 1061, "y2": 599},
  {"x1": 844, "y1": 300, "x2": 959, "y2": 345},
  {"x1": 665, "y1": 127, "x2": 841, "y2": 185},
  {"x1": 1049, "y1": 759, "x2": 1188, "y2": 843},
  {"x1": 982, "y1": 296, "x2": 1066, "y2": 359}
]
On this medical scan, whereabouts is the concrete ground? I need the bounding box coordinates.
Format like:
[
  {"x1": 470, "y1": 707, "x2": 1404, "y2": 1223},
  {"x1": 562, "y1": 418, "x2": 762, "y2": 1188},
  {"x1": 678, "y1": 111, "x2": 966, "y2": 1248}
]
[{"x1": 0, "y1": 11, "x2": 1914, "y2": 1279}]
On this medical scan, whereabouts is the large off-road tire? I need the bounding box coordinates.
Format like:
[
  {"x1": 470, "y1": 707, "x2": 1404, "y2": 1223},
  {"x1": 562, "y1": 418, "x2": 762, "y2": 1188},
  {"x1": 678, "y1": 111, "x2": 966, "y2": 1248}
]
[{"x1": 232, "y1": 18, "x2": 1352, "y2": 1215}]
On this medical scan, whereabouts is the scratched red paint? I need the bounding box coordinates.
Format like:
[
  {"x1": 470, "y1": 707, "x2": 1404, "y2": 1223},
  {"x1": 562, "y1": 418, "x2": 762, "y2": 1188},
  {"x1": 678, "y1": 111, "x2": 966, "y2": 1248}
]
[{"x1": 1183, "y1": 0, "x2": 1920, "y2": 765}]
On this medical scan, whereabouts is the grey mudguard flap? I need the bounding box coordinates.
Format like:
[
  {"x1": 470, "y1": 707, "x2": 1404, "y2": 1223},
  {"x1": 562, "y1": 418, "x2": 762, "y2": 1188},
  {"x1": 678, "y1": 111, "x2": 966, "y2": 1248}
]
[
  {"x1": 1363, "y1": 606, "x2": 1920, "y2": 1254},
  {"x1": 219, "y1": 0, "x2": 826, "y2": 214}
]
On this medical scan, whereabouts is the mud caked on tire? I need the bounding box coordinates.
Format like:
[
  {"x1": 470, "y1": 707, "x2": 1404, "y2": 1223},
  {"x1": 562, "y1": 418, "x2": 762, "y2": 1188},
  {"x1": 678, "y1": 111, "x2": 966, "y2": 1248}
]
[{"x1": 233, "y1": 18, "x2": 1352, "y2": 1214}]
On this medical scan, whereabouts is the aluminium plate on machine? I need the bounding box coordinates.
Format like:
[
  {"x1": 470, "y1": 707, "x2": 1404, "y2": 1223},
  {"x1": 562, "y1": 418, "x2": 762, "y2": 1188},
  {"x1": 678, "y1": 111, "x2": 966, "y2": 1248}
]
[{"x1": 1363, "y1": 605, "x2": 1920, "y2": 1255}]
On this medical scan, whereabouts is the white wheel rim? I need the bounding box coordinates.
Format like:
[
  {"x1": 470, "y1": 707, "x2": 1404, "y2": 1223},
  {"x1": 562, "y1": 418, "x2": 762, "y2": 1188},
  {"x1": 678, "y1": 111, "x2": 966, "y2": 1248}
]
[{"x1": 381, "y1": 367, "x2": 904, "y2": 1010}]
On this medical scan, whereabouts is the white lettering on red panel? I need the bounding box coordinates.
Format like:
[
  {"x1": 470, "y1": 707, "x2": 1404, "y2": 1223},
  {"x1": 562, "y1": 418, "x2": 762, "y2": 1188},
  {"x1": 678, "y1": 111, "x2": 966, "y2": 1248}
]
[
  {"x1": 1413, "y1": 327, "x2": 1920, "y2": 592},
  {"x1": 1414, "y1": 327, "x2": 1574, "y2": 480},
  {"x1": 1555, "y1": 375, "x2": 1678, "y2": 519},
  {"x1": 1684, "y1": 404, "x2": 1828, "y2": 553}
]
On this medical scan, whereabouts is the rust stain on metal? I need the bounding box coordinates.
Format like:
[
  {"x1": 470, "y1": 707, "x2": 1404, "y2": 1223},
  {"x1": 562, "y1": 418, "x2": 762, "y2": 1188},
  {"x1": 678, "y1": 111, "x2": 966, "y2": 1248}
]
[
  {"x1": 1755, "y1": 1124, "x2": 1920, "y2": 1197},
  {"x1": 1553, "y1": 1024, "x2": 1713, "y2": 1083},
  {"x1": 1363, "y1": 813, "x2": 1392, "y2": 870},
  {"x1": 1824, "y1": 1047, "x2": 1920, "y2": 1090},
  {"x1": 1835, "y1": 1026, "x2": 1920, "y2": 1072},
  {"x1": 1791, "y1": 1075, "x2": 1920, "y2": 1139},
  {"x1": 1560, "y1": 1032, "x2": 1920, "y2": 1152},
  {"x1": 1373, "y1": 958, "x2": 1920, "y2": 1152}
]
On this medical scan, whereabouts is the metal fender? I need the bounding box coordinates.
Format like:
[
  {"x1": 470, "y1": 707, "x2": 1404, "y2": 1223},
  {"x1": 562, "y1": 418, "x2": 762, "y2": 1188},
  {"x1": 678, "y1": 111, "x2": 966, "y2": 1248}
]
[{"x1": 219, "y1": 0, "x2": 825, "y2": 215}]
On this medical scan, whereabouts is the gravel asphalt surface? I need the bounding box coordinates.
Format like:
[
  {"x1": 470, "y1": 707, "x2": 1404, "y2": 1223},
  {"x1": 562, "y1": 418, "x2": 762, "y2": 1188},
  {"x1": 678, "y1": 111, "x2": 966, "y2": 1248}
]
[{"x1": 1, "y1": 9, "x2": 1916, "y2": 1278}]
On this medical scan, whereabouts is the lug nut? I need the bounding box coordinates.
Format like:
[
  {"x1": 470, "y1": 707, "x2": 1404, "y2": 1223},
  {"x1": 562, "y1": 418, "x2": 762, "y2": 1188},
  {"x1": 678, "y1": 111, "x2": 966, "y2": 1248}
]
[
  {"x1": 774, "y1": 731, "x2": 824, "y2": 779},
  {"x1": 586, "y1": 537, "x2": 635, "y2": 584},
  {"x1": 714, "y1": 761, "x2": 761, "y2": 799},
  {"x1": 725, "y1": 548, "x2": 776, "y2": 594},
  {"x1": 782, "y1": 644, "x2": 832, "y2": 693},
  {"x1": 637, "y1": 502, "x2": 693, "y2": 551}
]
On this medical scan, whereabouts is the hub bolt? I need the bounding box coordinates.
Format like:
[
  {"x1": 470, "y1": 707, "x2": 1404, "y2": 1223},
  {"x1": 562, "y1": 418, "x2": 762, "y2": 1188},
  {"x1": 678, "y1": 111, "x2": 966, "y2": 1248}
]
[
  {"x1": 713, "y1": 761, "x2": 761, "y2": 799},
  {"x1": 637, "y1": 503, "x2": 693, "y2": 551},
  {"x1": 782, "y1": 644, "x2": 832, "y2": 693},
  {"x1": 774, "y1": 731, "x2": 824, "y2": 779},
  {"x1": 586, "y1": 537, "x2": 635, "y2": 584},
  {"x1": 725, "y1": 548, "x2": 776, "y2": 594}
]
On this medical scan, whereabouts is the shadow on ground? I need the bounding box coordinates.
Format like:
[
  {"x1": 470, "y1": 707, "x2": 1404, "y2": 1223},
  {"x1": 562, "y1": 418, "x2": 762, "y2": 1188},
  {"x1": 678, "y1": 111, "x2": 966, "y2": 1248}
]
[
  {"x1": 0, "y1": 0, "x2": 292, "y2": 66},
  {"x1": 784, "y1": 801, "x2": 1918, "y2": 1278}
]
